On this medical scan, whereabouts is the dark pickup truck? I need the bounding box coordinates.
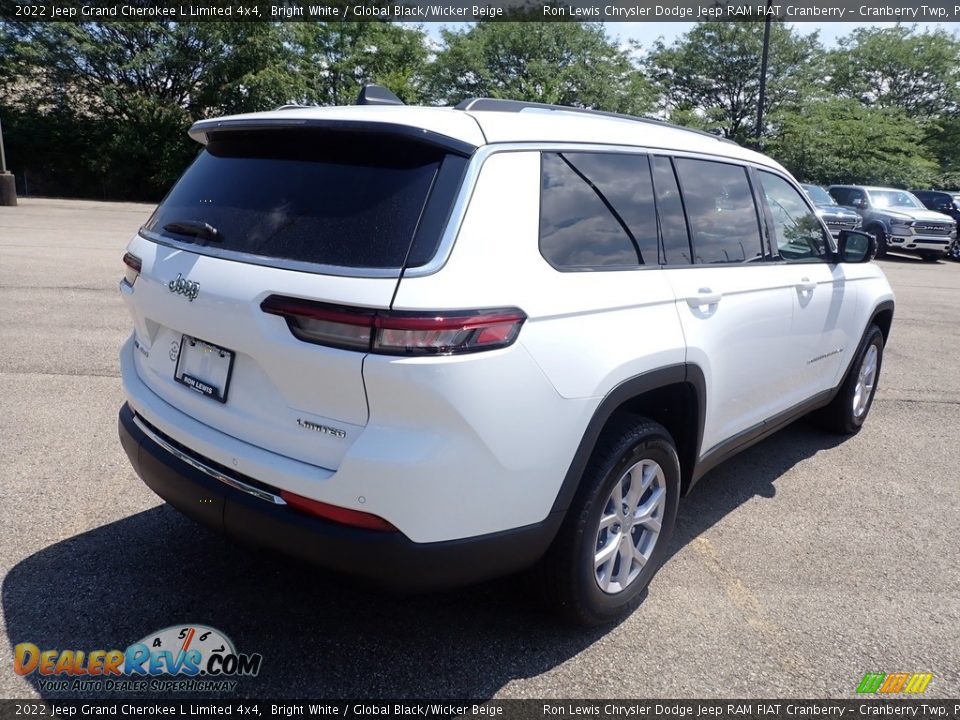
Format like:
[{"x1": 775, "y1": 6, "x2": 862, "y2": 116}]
[{"x1": 800, "y1": 184, "x2": 862, "y2": 239}]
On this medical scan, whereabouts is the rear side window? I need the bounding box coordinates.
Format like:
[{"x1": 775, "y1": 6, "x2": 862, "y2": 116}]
[
  {"x1": 674, "y1": 158, "x2": 763, "y2": 264},
  {"x1": 651, "y1": 156, "x2": 692, "y2": 265},
  {"x1": 143, "y1": 130, "x2": 465, "y2": 270},
  {"x1": 539, "y1": 152, "x2": 657, "y2": 270}
]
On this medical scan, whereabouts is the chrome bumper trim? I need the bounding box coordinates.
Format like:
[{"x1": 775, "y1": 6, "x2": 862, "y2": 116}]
[{"x1": 132, "y1": 414, "x2": 287, "y2": 506}]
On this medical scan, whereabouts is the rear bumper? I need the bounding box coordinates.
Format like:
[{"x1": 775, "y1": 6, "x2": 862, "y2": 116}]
[{"x1": 119, "y1": 403, "x2": 561, "y2": 591}]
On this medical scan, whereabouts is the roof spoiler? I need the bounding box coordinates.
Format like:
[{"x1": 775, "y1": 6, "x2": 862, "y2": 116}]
[{"x1": 355, "y1": 84, "x2": 404, "y2": 106}]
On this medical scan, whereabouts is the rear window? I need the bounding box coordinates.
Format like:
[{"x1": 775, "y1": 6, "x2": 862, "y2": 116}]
[{"x1": 142, "y1": 130, "x2": 466, "y2": 271}]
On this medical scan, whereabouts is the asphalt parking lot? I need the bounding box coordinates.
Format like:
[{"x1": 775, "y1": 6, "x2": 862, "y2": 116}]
[{"x1": 1, "y1": 197, "x2": 958, "y2": 700}]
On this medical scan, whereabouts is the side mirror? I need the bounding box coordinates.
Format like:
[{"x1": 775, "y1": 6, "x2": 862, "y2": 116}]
[
  {"x1": 837, "y1": 230, "x2": 875, "y2": 263},
  {"x1": 851, "y1": 197, "x2": 865, "y2": 208}
]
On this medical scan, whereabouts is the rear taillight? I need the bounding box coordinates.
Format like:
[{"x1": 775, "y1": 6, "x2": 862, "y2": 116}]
[
  {"x1": 280, "y1": 491, "x2": 397, "y2": 532},
  {"x1": 261, "y1": 295, "x2": 526, "y2": 356},
  {"x1": 122, "y1": 252, "x2": 141, "y2": 286}
]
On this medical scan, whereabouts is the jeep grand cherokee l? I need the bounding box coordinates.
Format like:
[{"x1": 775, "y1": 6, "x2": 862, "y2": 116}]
[{"x1": 118, "y1": 90, "x2": 894, "y2": 625}]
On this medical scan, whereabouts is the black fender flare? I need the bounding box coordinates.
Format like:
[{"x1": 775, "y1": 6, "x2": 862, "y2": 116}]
[
  {"x1": 832, "y1": 299, "x2": 895, "y2": 399},
  {"x1": 549, "y1": 363, "x2": 706, "y2": 514}
]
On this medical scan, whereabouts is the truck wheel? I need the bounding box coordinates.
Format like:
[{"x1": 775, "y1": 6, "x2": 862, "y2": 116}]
[
  {"x1": 948, "y1": 240, "x2": 960, "y2": 262},
  {"x1": 871, "y1": 226, "x2": 888, "y2": 258},
  {"x1": 817, "y1": 325, "x2": 884, "y2": 435},
  {"x1": 539, "y1": 418, "x2": 680, "y2": 626},
  {"x1": 920, "y1": 252, "x2": 941, "y2": 263}
]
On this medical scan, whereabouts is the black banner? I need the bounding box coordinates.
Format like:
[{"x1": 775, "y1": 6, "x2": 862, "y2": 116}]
[
  {"x1": 2, "y1": 0, "x2": 959, "y2": 22},
  {"x1": 1, "y1": 700, "x2": 960, "y2": 720}
]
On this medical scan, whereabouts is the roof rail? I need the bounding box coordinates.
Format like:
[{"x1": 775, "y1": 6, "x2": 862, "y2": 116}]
[
  {"x1": 454, "y1": 97, "x2": 739, "y2": 146},
  {"x1": 274, "y1": 104, "x2": 309, "y2": 111}
]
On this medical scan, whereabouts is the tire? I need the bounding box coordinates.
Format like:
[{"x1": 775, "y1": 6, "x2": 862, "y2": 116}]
[
  {"x1": 871, "y1": 226, "x2": 888, "y2": 258},
  {"x1": 948, "y1": 239, "x2": 960, "y2": 262},
  {"x1": 817, "y1": 325, "x2": 884, "y2": 435},
  {"x1": 537, "y1": 417, "x2": 680, "y2": 626},
  {"x1": 920, "y1": 252, "x2": 941, "y2": 263}
]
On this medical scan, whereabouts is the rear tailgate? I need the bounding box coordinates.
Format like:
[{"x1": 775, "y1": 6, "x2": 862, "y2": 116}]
[{"x1": 122, "y1": 123, "x2": 472, "y2": 470}]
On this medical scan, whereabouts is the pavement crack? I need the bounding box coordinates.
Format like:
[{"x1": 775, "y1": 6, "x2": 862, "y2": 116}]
[{"x1": 0, "y1": 369, "x2": 119, "y2": 379}]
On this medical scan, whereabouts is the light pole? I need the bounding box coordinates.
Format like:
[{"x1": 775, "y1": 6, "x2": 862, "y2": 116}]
[
  {"x1": 755, "y1": 0, "x2": 773, "y2": 145},
  {"x1": 0, "y1": 115, "x2": 17, "y2": 206}
]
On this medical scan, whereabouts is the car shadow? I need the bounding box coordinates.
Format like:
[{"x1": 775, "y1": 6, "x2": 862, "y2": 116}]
[
  {"x1": 3, "y1": 420, "x2": 844, "y2": 700},
  {"x1": 876, "y1": 254, "x2": 935, "y2": 264}
]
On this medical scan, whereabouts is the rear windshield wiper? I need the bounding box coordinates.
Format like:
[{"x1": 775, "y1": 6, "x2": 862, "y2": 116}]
[{"x1": 163, "y1": 220, "x2": 221, "y2": 242}]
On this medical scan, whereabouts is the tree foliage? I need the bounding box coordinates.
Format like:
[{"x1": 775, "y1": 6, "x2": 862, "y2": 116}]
[
  {"x1": 644, "y1": 21, "x2": 822, "y2": 143},
  {"x1": 427, "y1": 22, "x2": 652, "y2": 115},
  {"x1": 768, "y1": 100, "x2": 939, "y2": 187},
  {"x1": 1, "y1": 20, "x2": 959, "y2": 201},
  {"x1": 826, "y1": 25, "x2": 960, "y2": 118}
]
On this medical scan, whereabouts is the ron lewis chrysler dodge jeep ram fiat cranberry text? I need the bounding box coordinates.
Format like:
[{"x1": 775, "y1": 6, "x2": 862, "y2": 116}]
[{"x1": 118, "y1": 88, "x2": 894, "y2": 625}]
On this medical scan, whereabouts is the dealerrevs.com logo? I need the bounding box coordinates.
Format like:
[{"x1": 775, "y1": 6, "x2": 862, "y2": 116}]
[{"x1": 14, "y1": 624, "x2": 262, "y2": 693}]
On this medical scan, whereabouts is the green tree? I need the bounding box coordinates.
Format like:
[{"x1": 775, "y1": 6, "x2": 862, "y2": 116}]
[
  {"x1": 426, "y1": 22, "x2": 652, "y2": 115},
  {"x1": 826, "y1": 25, "x2": 960, "y2": 119},
  {"x1": 644, "y1": 21, "x2": 823, "y2": 144},
  {"x1": 0, "y1": 21, "x2": 301, "y2": 198},
  {"x1": 288, "y1": 21, "x2": 429, "y2": 106},
  {"x1": 767, "y1": 99, "x2": 938, "y2": 187}
]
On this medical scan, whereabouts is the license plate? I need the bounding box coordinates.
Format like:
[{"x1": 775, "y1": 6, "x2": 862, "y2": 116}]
[{"x1": 174, "y1": 335, "x2": 235, "y2": 403}]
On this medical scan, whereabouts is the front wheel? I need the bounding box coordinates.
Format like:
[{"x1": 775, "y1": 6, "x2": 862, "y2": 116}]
[
  {"x1": 872, "y1": 227, "x2": 888, "y2": 258},
  {"x1": 538, "y1": 418, "x2": 680, "y2": 626},
  {"x1": 949, "y1": 239, "x2": 960, "y2": 262},
  {"x1": 817, "y1": 325, "x2": 884, "y2": 435}
]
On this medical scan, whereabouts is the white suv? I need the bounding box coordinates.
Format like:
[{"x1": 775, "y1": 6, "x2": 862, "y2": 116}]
[{"x1": 118, "y1": 89, "x2": 894, "y2": 625}]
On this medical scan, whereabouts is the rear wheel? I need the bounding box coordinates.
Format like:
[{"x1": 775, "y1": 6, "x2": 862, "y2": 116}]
[
  {"x1": 817, "y1": 325, "x2": 884, "y2": 435},
  {"x1": 538, "y1": 418, "x2": 680, "y2": 626}
]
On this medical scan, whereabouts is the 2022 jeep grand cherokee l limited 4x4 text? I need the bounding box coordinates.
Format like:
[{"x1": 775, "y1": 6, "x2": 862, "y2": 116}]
[{"x1": 118, "y1": 91, "x2": 894, "y2": 625}]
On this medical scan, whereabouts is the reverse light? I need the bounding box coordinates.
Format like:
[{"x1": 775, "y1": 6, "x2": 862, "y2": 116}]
[
  {"x1": 261, "y1": 295, "x2": 526, "y2": 356},
  {"x1": 280, "y1": 491, "x2": 397, "y2": 531},
  {"x1": 122, "y1": 252, "x2": 142, "y2": 286}
]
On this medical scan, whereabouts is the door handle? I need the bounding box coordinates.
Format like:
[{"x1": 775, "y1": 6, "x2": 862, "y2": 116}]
[
  {"x1": 686, "y1": 288, "x2": 722, "y2": 307},
  {"x1": 797, "y1": 277, "x2": 816, "y2": 292}
]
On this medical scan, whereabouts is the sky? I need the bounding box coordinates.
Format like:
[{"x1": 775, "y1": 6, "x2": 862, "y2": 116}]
[{"x1": 424, "y1": 21, "x2": 954, "y2": 48}]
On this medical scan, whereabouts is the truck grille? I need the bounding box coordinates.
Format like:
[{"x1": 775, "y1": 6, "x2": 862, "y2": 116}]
[{"x1": 913, "y1": 223, "x2": 953, "y2": 236}]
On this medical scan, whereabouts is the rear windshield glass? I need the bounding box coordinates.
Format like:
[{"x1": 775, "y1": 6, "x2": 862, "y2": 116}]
[{"x1": 143, "y1": 130, "x2": 458, "y2": 270}]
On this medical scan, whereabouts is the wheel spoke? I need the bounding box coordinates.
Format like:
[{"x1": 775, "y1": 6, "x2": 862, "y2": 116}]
[
  {"x1": 613, "y1": 541, "x2": 633, "y2": 587},
  {"x1": 598, "y1": 512, "x2": 618, "y2": 533},
  {"x1": 631, "y1": 540, "x2": 650, "y2": 568},
  {"x1": 634, "y1": 487, "x2": 665, "y2": 533},
  {"x1": 622, "y1": 467, "x2": 644, "y2": 512},
  {"x1": 594, "y1": 536, "x2": 619, "y2": 570},
  {"x1": 640, "y1": 463, "x2": 658, "y2": 493}
]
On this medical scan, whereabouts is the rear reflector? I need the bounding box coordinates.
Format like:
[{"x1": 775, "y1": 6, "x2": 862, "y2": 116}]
[
  {"x1": 280, "y1": 491, "x2": 397, "y2": 531},
  {"x1": 122, "y1": 252, "x2": 142, "y2": 286},
  {"x1": 261, "y1": 295, "x2": 526, "y2": 356}
]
